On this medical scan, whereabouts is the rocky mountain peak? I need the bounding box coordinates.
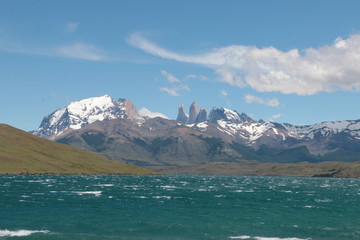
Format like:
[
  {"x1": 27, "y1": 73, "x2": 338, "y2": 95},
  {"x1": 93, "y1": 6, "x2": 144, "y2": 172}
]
[
  {"x1": 209, "y1": 108, "x2": 241, "y2": 123},
  {"x1": 123, "y1": 99, "x2": 140, "y2": 119},
  {"x1": 239, "y1": 113, "x2": 256, "y2": 123},
  {"x1": 176, "y1": 104, "x2": 188, "y2": 123},
  {"x1": 195, "y1": 108, "x2": 208, "y2": 123},
  {"x1": 176, "y1": 102, "x2": 255, "y2": 125},
  {"x1": 188, "y1": 102, "x2": 199, "y2": 124}
]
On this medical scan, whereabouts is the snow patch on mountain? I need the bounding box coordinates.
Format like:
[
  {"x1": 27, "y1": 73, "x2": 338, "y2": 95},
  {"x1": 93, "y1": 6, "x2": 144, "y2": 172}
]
[
  {"x1": 223, "y1": 109, "x2": 240, "y2": 122},
  {"x1": 216, "y1": 121, "x2": 275, "y2": 142},
  {"x1": 67, "y1": 95, "x2": 119, "y2": 129},
  {"x1": 65, "y1": 95, "x2": 122, "y2": 130},
  {"x1": 192, "y1": 122, "x2": 209, "y2": 132},
  {"x1": 50, "y1": 108, "x2": 67, "y2": 126},
  {"x1": 282, "y1": 120, "x2": 360, "y2": 139},
  {"x1": 138, "y1": 107, "x2": 168, "y2": 120}
]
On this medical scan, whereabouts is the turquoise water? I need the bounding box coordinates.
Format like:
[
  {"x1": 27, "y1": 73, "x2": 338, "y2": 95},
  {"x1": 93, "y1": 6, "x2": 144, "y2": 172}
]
[{"x1": 1, "y1": 175, "x2": 360, "y2": 240}]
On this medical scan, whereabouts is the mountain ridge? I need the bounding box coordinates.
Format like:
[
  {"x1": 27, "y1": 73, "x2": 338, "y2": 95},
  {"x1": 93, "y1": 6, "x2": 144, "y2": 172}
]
[{"x1": 32, "y1": 95, "x2": 360, "y2": 166}]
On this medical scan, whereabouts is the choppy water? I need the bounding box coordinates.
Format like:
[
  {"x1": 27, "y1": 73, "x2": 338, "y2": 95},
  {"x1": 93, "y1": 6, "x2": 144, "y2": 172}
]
[{"x1": 1, "y1": 175, "x2": 360, "y2": 240}]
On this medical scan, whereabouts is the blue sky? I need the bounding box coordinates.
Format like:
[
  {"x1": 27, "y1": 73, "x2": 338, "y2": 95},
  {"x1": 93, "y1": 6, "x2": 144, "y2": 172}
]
[{"x1": 2, "y1": 0, "x2": 360, "y2": 131}]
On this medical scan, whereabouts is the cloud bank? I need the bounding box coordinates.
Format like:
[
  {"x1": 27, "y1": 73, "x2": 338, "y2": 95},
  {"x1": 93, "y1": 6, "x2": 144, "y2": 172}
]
[{"x1": 128, "y1": 33, "x2": 360, "y2": 95}]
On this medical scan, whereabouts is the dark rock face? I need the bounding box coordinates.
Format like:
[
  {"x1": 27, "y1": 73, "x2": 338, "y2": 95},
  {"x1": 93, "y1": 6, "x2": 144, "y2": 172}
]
[
  {"x1": 195, "y1": 108, "x2": 208, "y2": 123},
  {"x1": 208, "y1": 108, "x2": 255, "y2": 124},
  {"x1": 176, "y1": 104, "x2": 188, "y2": 123},
  {"x1": 239, "y1": 113, "x2": 256, "y2": 123},
  {"x1": 208, "y1": 108, "x2": 234, "y2": 123},
  {"x1": 123, "y1": 99, "x2": 139, "y2": 119},
  {"x1": 188, "y1": 102, "x2": 199, "y2": 124},
  {"x1": 208, "y1": 108, "x2": 224, "y2": 123}
]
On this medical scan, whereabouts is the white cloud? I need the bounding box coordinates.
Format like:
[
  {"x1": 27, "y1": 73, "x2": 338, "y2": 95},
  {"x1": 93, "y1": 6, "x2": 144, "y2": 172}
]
[
  {"x1": 182, "y1": 85, "x2": 191, "y2": 92},
  {"x1": 159, "y1": 70, "x2": 191, "y2": 96},
  {"x1": 57, "y1": 42, "x2": 106, "y2": 61},
  {"x1": 160, "y1": 87, "x2": 180, "y2": 96},
  {"x1": 244, "y1": 94, "x2": 280, "y2": 107},
  {"x1": 185, "y1": 74, "x2": 208, "y2": 81},
  {"x1": 161, "y1": 70, "x2": 179, "y2": 83},
  {"x1": 199, "y1": 75, "x2": 209, "y2": 81},
  {"x1": 66, "y1": 22, "x2": 78, "y2": 33},
  {"x1": 128, "y1": 33, "x2": 360, "y2": 95},
  {"x1": 271, "y1": 114, "x2": 281, "y2": 119},
  {"x1": 269, "y1": 114, "x2": 282, "y2": 122},
  {"x1": 0, "y1": 36, "x2": 108, "y2": 61},
  {"x1": 185, "y1": 74, "x2": 197, "y2": 80},
  {"x1": 220, "y1": 89, "x2": 228, "y2": 97},
  {"x1": 160, "y1": 85, "x2": 190, "y2": 97}
]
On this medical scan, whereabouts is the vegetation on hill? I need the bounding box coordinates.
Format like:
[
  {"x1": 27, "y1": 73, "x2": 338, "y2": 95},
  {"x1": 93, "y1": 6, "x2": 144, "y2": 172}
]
[{"x1": 0, "y1": 124, "x2": 155, "y2": 175}]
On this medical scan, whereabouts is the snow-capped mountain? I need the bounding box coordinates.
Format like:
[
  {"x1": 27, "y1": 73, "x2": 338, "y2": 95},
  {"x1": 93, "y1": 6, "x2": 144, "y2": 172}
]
[
  {"x1": 190, "y1": 121, "x2": 289, "y2": 147},
  {"x1": 281, "y1": 120, "x2": 360, "y2": 140},
  {"x1": 33, "y1": 94, "x2": 360, "y2": 147},
  {"x1": 32, "y1": 95, "x2": 140, "y2": 139},
  {"x1": 33, "y1": 95, "x2": 360, "y2": 163},
  {"x1": 190, "y1": 119, "x2": 360, "y2": 147},
  {"x1": 171, "y1": 101, "x2": 360, "y2": 156}
]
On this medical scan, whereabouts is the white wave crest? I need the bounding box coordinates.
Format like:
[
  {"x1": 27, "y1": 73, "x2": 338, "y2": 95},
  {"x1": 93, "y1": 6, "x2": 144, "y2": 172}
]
[
  {"x1": 0, "y1": 229, "x2": 49, "y2": 237},
  {"x1": 95, "y1": 184, "x2": 114, "y2": 187},
  {"x1": 229, "y1": 236, "x2": 251, "y2": 239},
  {"x1": 73, "y1": 191, "x2": 102, "y2": 197}
]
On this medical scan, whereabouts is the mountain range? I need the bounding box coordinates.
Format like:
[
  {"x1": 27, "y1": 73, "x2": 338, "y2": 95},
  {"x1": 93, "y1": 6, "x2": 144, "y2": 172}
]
[{"x1": 32, "y1": 95, "x2": 360, "y2": 167}]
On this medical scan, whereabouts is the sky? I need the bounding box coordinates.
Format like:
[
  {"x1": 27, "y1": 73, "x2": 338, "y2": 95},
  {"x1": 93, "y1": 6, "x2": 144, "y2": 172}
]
[{"x1": 2, "y1": 0, "x2": 360, "y2": 131}]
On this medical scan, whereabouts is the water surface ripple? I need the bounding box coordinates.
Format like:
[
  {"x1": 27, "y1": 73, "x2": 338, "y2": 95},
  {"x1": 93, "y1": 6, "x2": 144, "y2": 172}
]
[{"x1": 1, "y1": 175, "x2": 359, "y2": 240}]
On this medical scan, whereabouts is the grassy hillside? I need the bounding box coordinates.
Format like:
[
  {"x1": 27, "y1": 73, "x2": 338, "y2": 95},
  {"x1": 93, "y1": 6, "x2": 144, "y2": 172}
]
[{"x1": 0, "y1": 124, "x2": 155, "y2": 175}]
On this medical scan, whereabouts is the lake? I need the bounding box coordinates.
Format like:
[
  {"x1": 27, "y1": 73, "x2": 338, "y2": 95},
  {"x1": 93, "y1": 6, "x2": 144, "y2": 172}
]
[{"x1": 1, "y1": 175, "x2": 360, "y2": 239}]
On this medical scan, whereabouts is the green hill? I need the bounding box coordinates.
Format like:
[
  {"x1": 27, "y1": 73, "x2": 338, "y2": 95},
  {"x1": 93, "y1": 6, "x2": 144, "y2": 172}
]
[{"x1": 0, "y1": 124, "x2": 155, "y2": 175}]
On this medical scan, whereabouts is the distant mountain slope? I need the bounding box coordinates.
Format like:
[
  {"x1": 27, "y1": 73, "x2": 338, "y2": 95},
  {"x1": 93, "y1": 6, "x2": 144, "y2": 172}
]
[
  {"x1": 56, "y1": 117, "x2": 360, "y2": 166},
  {"x1": 56, "y1": 118, "x2": 244, "y2": 166},
  {"x1": 0, "y1": 124, "x2": 155, "y2": 174},
  {"x1": 149, "y1": 161, "x2": 360, "y2": 178}
]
